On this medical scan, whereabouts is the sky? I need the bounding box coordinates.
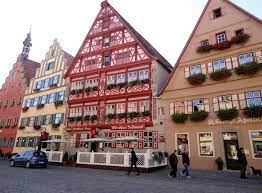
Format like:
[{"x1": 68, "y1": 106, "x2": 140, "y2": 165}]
[{"x1": 0, "y1": 0, "x2": 261, "y2": 86}]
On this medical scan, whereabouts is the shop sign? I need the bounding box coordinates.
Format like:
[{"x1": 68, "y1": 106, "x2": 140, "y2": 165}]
[
  {"x1": 208, "y1": 117, "x2": 262, "y2": 125},
  {"x1": 111, "y1": 124, "x2": 145, "y2": 130}
]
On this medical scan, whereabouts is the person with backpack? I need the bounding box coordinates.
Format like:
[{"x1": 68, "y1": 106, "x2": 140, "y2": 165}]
[
  {"x1": 168, "y1": 149, "x2": 178, "y2": 179},
  {"x1": 127, "y1": 148, "x2": 140, "y2": 175},
  {"x1": 180, "y1": 151, "x2": 191, "y2": 178},
  {"x1": 237, "y1": 147, "x2": 248, "y2": 179}
]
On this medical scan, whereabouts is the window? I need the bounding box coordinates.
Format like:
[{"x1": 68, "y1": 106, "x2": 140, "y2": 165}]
[
  {"x1": 213, "y1": 59, "x2": 226, "y2": 71},
  {"x1": 201, "y1": 40, "x2": 209, "y2": 46},
  {"x1": 116, "y1": 52, "x2": 130, "y2": 60},
  {"x1": 13, "y1": 117, "x2": 19, "y2": 126},
  {"x1": 11, "y1": 98, "x2": 15, "y2": 106},
  {"x1": 30, "y1": 98, "x2": 34, "y2": 107},
  {"x1": 107, "y1": 75, "x2": 115, "y2": 85},
  {"x1": 57, "y1": 91, "x2": 65, "y2": 101},
  {"x1": 44, "y1": 78, "x2": 49, "y2": 88},
  {"x1": 245, "y1": 91, "x2": 262, "y2": 107},
  {"x1": 218, "y1": 95, "x2": 233, "y2": 109},
  {"x1": 140, "y1": 100, "x2": 149, "y2": 112},
  {"x1": 190, "y1": 65, "x2": 201, "y2": 75},
  {"x1": 128, "y1": 102, "x2": 137, "y2": 113},
  {"x1": 239, "y1": 53, "x2": 253, "y2": 65},
  {"x1": 24, "y1": 99, "x2": 30, "y2": 107},
  {"x1": 35, "y1": 81, "x2": 43, "y2": 90},
  {"x1": 27, "y1": 137, "x2": 34, "y2": 147},
  {"x1": 46, "y1": 62, "x2": 54, "y2": 71},
  {"x1": 103, "y1": 36, "x2": 110, "y2": 47},
  {"x1": 213, "y1": 8, "x2": 222, "y2": 19},
  {"x1": 191, "y1": 99, "x2": 206, "y2": 112},
  {"x1": 4, "y1": 100, "x2": 8, "y2": 107},
  {"x1": 6, "y1": 118, "x2": 11, "y2": 127},
  {"x1": 144, "y1": 131, "x2": 153, "y2": 148},
  {"x1": 198, "y1": 133, "x2": 214, "y2": 156},
  {"x1": 128, "y1": 71, "x2": 137, "y2": 82},
  {"x1": 86, "y1": 78, "x2": 99, "y2": 87},
  {"x1": 116, "y1": 74, "x2": 125, "y2": 84},
  {"x1": 18, "y1": 97, "x2": 23, "y2": 105},
  {"x1": 106, "y1": 104, "x2": 115, "y2": 114},
  {"x1": 83, "y1": 106, "x2": 97, "y2": 116},
  {"x1": 235, "y1": 29, "x2": 244, "y2": 36},
  {"x1": 48, "y1": 93, "x2": 56, "y2": 103},
  {"x1": 116, "y1": 103, "x2": 125, "y2": 114},
  {"x1": 51, "y1": 75, "x2": 60, "y2": 85},
  {"x1": 216, "y1": 32, "x2": 226, "y2": 43},
  {"x1": 250, "y1": 131, "x2": 262, "y2": 158},
  {"x1": 104, "y1": 54, "x2": 111, "y2": 66},
  {"x1": 69, "y1": 107, "x2": 82, "y2": 117},
  {"x1": 139, "y1": 69, "x2": 149, "y2": 80},
  {"x1": 52, "y1": 113, "x2": 64, "y2": 124},
  {"x1": 176, "y1": 133, "x2": 189, "y2": 155},
  {"x1": 33, "y1": 97, "x2": 39, "y2": 107},
  {"x1": 21, "y1": 137, "x2": 27, "y2": 147}
]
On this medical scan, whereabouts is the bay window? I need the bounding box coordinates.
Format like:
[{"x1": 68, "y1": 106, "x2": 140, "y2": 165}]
[
  {"x1": 239, "y1": 53, "x2": 253, "y2": 65},
  {"x1": 245, "y1": 91, "x2": 262, "y2": 107},
  {"x1": 198, "y1": 132, "x2": 214, "y2": 156},
  {"x1": 128, "y1": 102, "x2": 137, "y2": 112},
  {"x1": 128, "y1": 71, "x2": 137, "y2": 82}
]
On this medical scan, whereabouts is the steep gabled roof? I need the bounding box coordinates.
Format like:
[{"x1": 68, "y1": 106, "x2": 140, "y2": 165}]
[
  {"x1": 65, "y1": 1, "x2": 172, "y2": 78},
  {"x1": 21, "y1": 58, "x2": 40, "y2": 85},
  {"x1": 159, "y1": 0, "x2": 262, "y2": 96}
]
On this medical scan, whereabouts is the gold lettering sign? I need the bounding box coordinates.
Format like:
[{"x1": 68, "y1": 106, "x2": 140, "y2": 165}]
[{"x1": 208, "y1": 117, "x2": 262, "y2": 125}]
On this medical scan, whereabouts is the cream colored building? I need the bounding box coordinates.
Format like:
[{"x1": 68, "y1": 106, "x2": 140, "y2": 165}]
[
  {"x1": 13, "y1": 39, "x2": 73, "y2": 153},
  {"x1": 161, "y1": 0, "x2": 262, "y2": 170}
]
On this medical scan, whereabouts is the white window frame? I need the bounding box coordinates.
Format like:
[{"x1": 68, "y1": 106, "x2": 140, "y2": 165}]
[
  {"x1": 175, "y1": 133, "x2": 190, "y2": 156},
  {"x1": 139, "y1": 69, "x2": 149, "y2": 80},
  {"x1": 218, "y1": 95, "x2": 233, "y2": 109},
  {"x1": 249, "y1": 130, "x2": 262, "y2": 159},
  {"x1": 128, "y1": 71, "x2": 137, "y2": 82},
  {"x1": 116, "y1": 74, "x2": 125, "y2": 84},
  {"x1": 116, "y1": 103, "x2": 125, "y2": 114},
  {"x1": 238, "y1": 53, "x2": 253, "y2": 65},
  {"x1": 245, "y1": 90, "x2": 262, "y2": 107},
  {"x1": 216, "y1": 32, "x2": 226, "y2": 43},
  {"x1": 107, "y1": 75, "x2": 115, "y2": 85},
  {"x1": 190, "y1": 65, "x2": 201, "y2": 75},
  {"x1": 213, "y1": 59, "x2": 226, "y2": 71},
  {"x1": 106, "y1": 104, "x2": 115, "y2": 114},
  {"x1": 140, "y1": 100, "x2": 149, "y2": 112},
  {"x1": 128, "y1": 102, "x2": 137, "y2": 113},
  {"x1": 197, "y1": 132, "x2": 215, "y2": 157}
]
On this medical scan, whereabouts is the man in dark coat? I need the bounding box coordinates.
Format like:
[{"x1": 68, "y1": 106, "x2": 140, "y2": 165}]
[
  {"x1": 181, "y1": 151, "x2": 190, "y2": 178},
  {"x1": 237, "y1": 147, "x2": 248, "y2": 179},
  {"x1": 127, "y1": 148, "x2": 140, "y2": 175},
  {"x1": 168, "y1": 150, "x2": 178, "y2": 179}
]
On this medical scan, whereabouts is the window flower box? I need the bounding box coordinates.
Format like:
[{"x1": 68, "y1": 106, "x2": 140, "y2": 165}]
[
  {"x1": 117, "y1": 113, "x2": 127, "y2": 119},
  {"x1": 37, "y1": 104, "x2": 44, "y2": 109},
  {"x1": 106, "y1": 113, "x2": 115, "y2": 119},
  {"x1": 83, "y1": 115, "x2": 90, "y2": 121},
  {"x1": 196, "y1": 44, "x2": 213, "y2": 53},
  {"x1": 244, "y1": 106, "x2": 262, "y2": 118},
  {"x1": 210, "y1": 69, "x2": 232, "y2": 81},
  {"x1": 75, "y1": 116, "x2": 82, "y2": 121},
  {"x1": 128, "y1": 80, "x2": 139, "y2": 87},
  {"x1": 140, "y1": 79, "x2": 150, "y2": 84},
  {"x1": 235, "y1": 61, "x2": 261, "y2": 75},
  {"x1": 106, "y1": 84, "x2": 117, "y2": 90},
  {"x1": 19, "y1": 126, "x2": 25, "y2": 130},
  {"x1": 90, "y1": 115, "x2": 98, "y2": 123},
  {"x1": 85, "y1": 87, "x2": 92, "y2": 93},
  {"x1": 127, "y1": 112, "x2": 139, "y2": 119},
  {"x1": 68, "y1": 117, "x2": 76, "y2": 122},
  {"x1": 52, "y1": 123, "x2": 61, "y2": 129},
  {"x1": 92, "y1": 86, "x2": 98, "y2": 91},
  {"x1": 217, "y1": 108, "x2": 238, "y2": 121},
  {"x1": 54, "y1": 100, "x2": 63, "y2": 107},
  {"x1": 116, "y1": 82, "x2": 127, "y2": 88},
  {"x1": 70, "y1": 90, "x2": 77, "y2": 95},
  {"x1": 187, "y1": 73, "x2": 206, "y2": 85},
  {"x1": 76, "y1": 89, "x2": 84, "y2": 94},
  {"x1": 140, "y1": 111, "x2": 150, "y2": 117},
  {"x1": 189, "y1": 110, "x2": 209, "y2": 122},
  {"x1": 231, "y1": 33, "x2": 250, "y2": 44},
  {"x1": 22, "y1": 106, "x2": 29, "y2": 112},
  {"x1": 212, "y1": 41, "x2": 232, "y2": 50},
  {"x1": 33, "y1": 88, "x2": 40, "y2": 92},
  {"x1": 33, "y1": 125, "x2": 41, "y2": 130},
  {"x1": 49, "y1": 84, "x2": 58, "y2": 88},
  {"x1": 171, "y1": 113, "x2": 188, "y2": 123}
]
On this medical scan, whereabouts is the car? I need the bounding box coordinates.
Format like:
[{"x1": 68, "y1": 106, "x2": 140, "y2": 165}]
[{"x1": 9, "y1": 150, "x2": 48, "y2": 168}]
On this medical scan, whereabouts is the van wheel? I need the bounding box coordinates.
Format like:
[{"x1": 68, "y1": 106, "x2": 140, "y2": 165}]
[
  {"x1": 25, "y1": 161, "x2": 31, "y2": 168},
  {"x1": 10, "y1": 160, "x2": 15, "y2": 167}
]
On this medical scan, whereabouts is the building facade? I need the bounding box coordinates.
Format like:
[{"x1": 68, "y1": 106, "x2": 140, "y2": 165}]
[
  {"x1": 161, "y1": 0, "x2": 262, "y2": 170},
  {"x1": 13, "y1": 39, "x2": 73, "y2": 153},
  {"x1": 0, "y1": 32, "x2": 39, "y2": 154},
  {"x1": 64, "y1": 1, "x2": 172, "y2": 153}
]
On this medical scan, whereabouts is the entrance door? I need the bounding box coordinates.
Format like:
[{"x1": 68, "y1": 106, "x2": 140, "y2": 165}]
[{"x1": 223, "y1": 132, "x2": 240, "y2": 170}]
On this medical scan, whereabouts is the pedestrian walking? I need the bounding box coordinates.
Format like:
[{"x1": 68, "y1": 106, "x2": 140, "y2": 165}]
[
  {"x1": 168, "y1": 150, "x2": 178, "y2": 179},
  {"x1": 127, "y1": 148, "x2": 140, "y2": 175},
  {"x1": 180, "y1": 151, "x2": 191, "y2": 178},
  {"x1": 237, "y1": 147, "x2": 248, "y2": 179}
]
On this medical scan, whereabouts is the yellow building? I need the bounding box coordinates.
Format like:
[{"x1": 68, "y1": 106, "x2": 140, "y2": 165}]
[
  {"x1": 13, "y1": 39, "x2": 73, "y2": 153},
  {"x1": 161, "y1": 0, "x2": 262, "y2": 170}
]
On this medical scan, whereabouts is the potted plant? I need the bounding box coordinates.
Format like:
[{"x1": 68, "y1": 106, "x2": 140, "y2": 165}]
[
  {"x1": 210, "y1": 69, "x2": 232, "y2": 81},
  {"x1": 85, "y1": 87, "x2": 91, "y2": 93},
  {"x1": 212, "y1": 41, "x2": 232, "y2": 50},
  {"x1": 235, "y1": 61, "x2": 261, "y2": 75},
  {"x1": 187, "y1": 73, "x2": 206, "y2": 85},
  {"x1": 33, "y1": 125, "x2": 41, "y2": 130},
  {"x1": 33, "y1": 88, "x2": 40, "y2": 92},
  {"x1": 49, "y1": 83, "x2": 58, "y2": 88},
  {"x1": 217, "y1": 108, "x2": 238, "y2": 121},
  {"x1": 196, "y1": 44, "x2": 213, "y2": 53},
  {"x1": 62, "y1": 152, "x2": 69, "y2": 166},
  {"x1": 215, "y1": 157, "x2": 224, "y2": 171},
  {"x1": 171, "y1": 113, "x2": 188, "y2": 123},
  {"x1": 106, "y1": 84, "x2": 116, "y2": 90},
  {"x1": 140, "y1": 79, "x2": 150, "y2": 84},
  {"x1": 36, "y1": 104, "x2": 44, "y2": 109},
  {"x1": 76, "y1": 88, "x2": 84, "y2": 94},
  {"x1": 128, "y1": 80, "x2": 139, "y2": 87},
  {"x1": 92, "y1": 86, "x2": 98, "y2": 91},
  {"x1": 244, "y1": 105, "x2": 262, "y2": 118},
  {"x1": 189, "y1": 110, "x2": 209, "y2": 122},
  {"x1": 117, "y1": 82, "x2": 126, "y2": 88}
]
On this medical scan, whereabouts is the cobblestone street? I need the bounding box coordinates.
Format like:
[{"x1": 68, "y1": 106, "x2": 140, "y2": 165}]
[{"x1": 0, "y1": 161, "x2": 261, "y2": 193}]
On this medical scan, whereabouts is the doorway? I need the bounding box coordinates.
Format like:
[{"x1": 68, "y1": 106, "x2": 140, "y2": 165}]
[{"x1": 222, "y1": 132, "x2": 240, "y2": 170}]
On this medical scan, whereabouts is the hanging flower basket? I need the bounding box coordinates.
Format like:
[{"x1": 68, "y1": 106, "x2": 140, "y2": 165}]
[
  {"x1": 196, "y1": 44, "x2": 213, "y2": 53},
  {"x1": 235, "y1": 62, "x2": 261, "y2": 75},
  {"x1": 210, "y1": 69, "x2": 232, "y2": 81},
  {"x1": 22, "y1": 106, "x2": 29, "y2": 112},
  {"x1": 187, "y1": 73, "x2": 206, "y2": 85},
  {"x1": 171, "y1": 113, "x2": 188, "y2": 123},
  {"x1": 189, "y1": 110, "x2": 209, "y2": 122},
  {"x1": 212, "y1": 41, "x2": 232, "y2": 50},
  {"x1": 217, "y1": 108, "x2": 238, "y2": 121},
  {"x1": 128, "y1": 80, "x2": 139, "y2": 87},
  {"x1": 140, "y1": 111, "x2": 150, "y2": 117},
  {"x1": 244, "y1": 106, "x2": 262, "y2": 118},
  {"x1": 231, "y1": 33, "x2": 250, "y2": 44}
]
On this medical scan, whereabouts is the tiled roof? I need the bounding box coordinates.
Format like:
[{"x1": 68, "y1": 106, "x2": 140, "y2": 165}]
[
  {"x1": 21, "y1": 58, "x2": 40, "y2": 85},
  {"x1": 62, "y1": 49, "x2": 74, "y2": 67}
]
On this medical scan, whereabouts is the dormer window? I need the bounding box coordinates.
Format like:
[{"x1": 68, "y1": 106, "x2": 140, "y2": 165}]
[
  {"x1": 213, "y1": 8, "x2": 222, "y2": 19},
  {"x1": 235, "y1": 29, "x2": 244, "y2": 36},
  {"x1": 216, "y1": 32, "x2": 226, "y2": 43},
  {"x1": 104, "y1": 54, "x2": 111, "y2": 66},
  {"x1": 201, "y1": 40, "x2": 209, "y2": 46},
  {"x1": 103, "y1": 36, "x2": 110, "y2": 47}
]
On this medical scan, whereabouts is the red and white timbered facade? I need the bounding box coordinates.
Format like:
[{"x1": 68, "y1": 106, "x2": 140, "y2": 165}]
[{"x1": 64, "y1": 1, "x2": 172, "y2": 151}]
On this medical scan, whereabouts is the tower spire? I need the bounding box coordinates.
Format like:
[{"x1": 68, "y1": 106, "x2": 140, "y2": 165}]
[{"x1": 21, "y1": 27, "x2": 32, "y2": 60}]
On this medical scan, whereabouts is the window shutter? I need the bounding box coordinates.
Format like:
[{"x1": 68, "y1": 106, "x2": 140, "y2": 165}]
[
  {"x1": 226, "y1": 58, "x2": 232, "y2": 69},
  {"x1": 238, "y1": 93, "x2": 246, "y2": 109},
  {"x1": 213, "y1": 97, "x2": 219, "y2": 112},
  {"x1": 169, "y1": 103, "x2": 174, "y2": 115},
  {"x1": 201, "y1": 64, "x2": 207, "y2": 74},
  {"x1": 232, "y1": 94, "x2": 239, "y2": 109},
  {"x1": 231, "y1": 57, "x2": 239, "y2": 68},
  {"x1": 184, "y1": 67, "x2": 190, "y2": 78},
  {"x1": 204, "y1": 99, "x2": 210, "y2": 112},
  {"x1": 187, "y1": 101, "x2": 192, "y2": 114},
  {"x1": 207, "y1": 62, "x2": 213, "y2": 74}
]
